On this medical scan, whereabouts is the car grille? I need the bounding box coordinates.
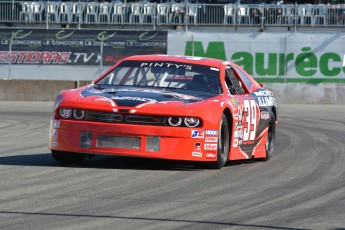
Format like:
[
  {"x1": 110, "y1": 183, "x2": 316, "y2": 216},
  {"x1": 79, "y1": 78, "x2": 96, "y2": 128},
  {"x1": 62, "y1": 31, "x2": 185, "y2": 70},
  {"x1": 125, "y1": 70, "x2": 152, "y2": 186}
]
[
  {"x1": 86, "y1": 111, "x2": 122, "y2": 122},
  {"x1": 85, "y1": 111, "x2": 167, "y2": 126}
]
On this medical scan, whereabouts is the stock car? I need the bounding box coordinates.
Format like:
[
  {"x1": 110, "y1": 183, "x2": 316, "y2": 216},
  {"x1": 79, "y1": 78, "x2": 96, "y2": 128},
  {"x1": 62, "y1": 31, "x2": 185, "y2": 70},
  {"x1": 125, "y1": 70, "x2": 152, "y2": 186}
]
[{"x1": 48, "y1": 55, "x2": 278, "y2": 169}]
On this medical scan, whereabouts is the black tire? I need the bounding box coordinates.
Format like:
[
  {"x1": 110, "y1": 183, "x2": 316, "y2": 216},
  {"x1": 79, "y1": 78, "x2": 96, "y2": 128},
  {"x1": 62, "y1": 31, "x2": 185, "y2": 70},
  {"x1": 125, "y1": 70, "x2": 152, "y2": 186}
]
[
  {"x1": 264, "y1": 111, "x2": 276, "y2": 161},
  {"x1": 211, "y1": 114, "x2": 230, "y2": 169},
  {"x1": 51, "y1": 150, "x2": 86, "y2": 164}
]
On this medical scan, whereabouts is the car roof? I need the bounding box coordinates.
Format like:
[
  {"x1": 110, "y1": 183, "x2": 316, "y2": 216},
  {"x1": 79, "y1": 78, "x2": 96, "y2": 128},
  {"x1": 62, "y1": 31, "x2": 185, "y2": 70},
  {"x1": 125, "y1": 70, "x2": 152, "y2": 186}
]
[{"x1": 123, "y1": 54, "x2": 227, "y2": 68}]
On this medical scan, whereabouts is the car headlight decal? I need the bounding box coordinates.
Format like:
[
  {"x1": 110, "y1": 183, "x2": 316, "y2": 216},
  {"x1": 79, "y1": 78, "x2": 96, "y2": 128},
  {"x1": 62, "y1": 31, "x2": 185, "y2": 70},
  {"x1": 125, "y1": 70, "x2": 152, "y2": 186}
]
[
  {"x1": 168, "y1": 117, "x2": 182, "y2": 126},
  {"x1": 184, "y1": 117, "x2": 200, "y2": 128},
  {"x1": 59, "y1": 108, "x2": 72, "y2": 119},
  {"x1": 73, "y1": 109, "x2": 85, "y2": 120},
  {"x1": 168, "y1": 117, "x2": 182, "y2": 127}
]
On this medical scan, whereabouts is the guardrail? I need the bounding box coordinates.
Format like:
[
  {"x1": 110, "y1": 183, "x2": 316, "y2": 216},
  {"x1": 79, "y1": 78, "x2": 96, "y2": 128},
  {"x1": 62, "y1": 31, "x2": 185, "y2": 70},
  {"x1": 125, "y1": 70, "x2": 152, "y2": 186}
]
[{"x1": 0, "y1": 1, "x2": 344, "y2": 29}]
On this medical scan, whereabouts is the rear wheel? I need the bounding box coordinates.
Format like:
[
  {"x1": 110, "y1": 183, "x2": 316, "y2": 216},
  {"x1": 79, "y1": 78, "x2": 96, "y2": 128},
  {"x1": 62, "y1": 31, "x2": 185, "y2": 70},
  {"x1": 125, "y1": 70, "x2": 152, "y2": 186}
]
[
  {"x1": 51, "y1": 150, "x2": 86, "y2": 164},
  {"x1": 212, "y1": 114, "x2": 230, "y2": 169},
  {"x1": 264, "y1": 111, "x2": 276, "y2": 161}
]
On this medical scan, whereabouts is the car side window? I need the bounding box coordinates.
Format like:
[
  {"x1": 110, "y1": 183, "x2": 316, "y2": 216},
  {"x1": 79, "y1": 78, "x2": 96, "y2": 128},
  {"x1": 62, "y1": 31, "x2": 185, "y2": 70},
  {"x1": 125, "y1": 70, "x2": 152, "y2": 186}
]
[
  {"x1": 225, "y1": 67, "x2": 246, "y2": 95},
  {"x1": 233, "y1": 66, "x2": 252, "y2": 90}
]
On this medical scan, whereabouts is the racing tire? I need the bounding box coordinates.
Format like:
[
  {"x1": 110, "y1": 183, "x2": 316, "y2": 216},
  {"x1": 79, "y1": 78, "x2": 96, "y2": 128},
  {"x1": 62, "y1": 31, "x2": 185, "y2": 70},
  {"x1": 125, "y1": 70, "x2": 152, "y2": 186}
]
[
  {"x1": 51, "y1": 150, "x2": 86, "y2": 164},
  {"x1": 264, "y1": 111, "x2": 276, "y2": 161},
  {"x1": 211, "y1": 114, "x2": 230, "y2": 169}
]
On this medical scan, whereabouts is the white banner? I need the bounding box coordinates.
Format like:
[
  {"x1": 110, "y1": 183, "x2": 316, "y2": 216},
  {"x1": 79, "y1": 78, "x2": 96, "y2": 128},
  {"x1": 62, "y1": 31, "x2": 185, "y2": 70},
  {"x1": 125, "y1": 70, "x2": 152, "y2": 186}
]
[{"x1": 168, "y1": 31, "x2": 345, "y2": 81}]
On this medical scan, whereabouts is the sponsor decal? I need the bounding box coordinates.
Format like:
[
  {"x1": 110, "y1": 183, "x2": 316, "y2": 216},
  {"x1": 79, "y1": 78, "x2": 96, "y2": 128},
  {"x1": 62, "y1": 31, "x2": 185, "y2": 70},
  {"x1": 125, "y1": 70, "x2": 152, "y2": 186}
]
[
  {"x1": 192, "y1": 142, "x2": 202, "y2": 157},
  {"x1": 231, "y1": 98, "x2": 237, "y2": 105},
  {"x1": 53, "y1": 119, "x2": 60, "y2": 128},
  {"x1": 233, "y1": 138, "x2": 238, "y2": 147},
  {"x1": 140, "y1": 62, "x2": 192, "y2": 71},
  {"x1": 204, "y1": 143, "x2": 217, "y2": 150},
  {"x1": 210, "y1": 67, "x2": 219, "y2": 71},
  {"x1": 111, "y1": 96, "x2": 157, "y2": 103},
  {"x1": 205, "y1": 130, "x2": 218, "y2": 136},
  {"x1": 205, "y1": 137, "x2": 218, "y2": 142},
  {"x1": 254, "y1": 90, "x2": 275, "y2": 107},
  {"x1": 192, "y1": 130, "x2": 204, "y2": 138},
  {"x1": 257, "y1": 97, "x2": 275, "y2": 107},
  {"x1": 235, "y1": 121, "x2": 243, "y2": 135},
  {"x1": 254, "y1": 90, "x2": 273, "y2": 97},
  {"x1": 230, "y1": 97, "x2": 240, "y2": 106},
  {"x1": 234, "y1": 130, "x2": 243, "y2": 138},
  {"x1": 192, "y1": 152, "x2": 202, "y2": 157},
  {"x1": 234, "y1": 107, "x2": 243, "y2": 122},
  {"x1": 261, "y1": 111, "x2": 270, "y2": 120},
  {"x1": 206, "y1": 152, "x2": 217, "y2": 159},
  {"x1": 233, "y1": 107, "x2": 239, "y2": 120},
  {"x1": 51, "y1": 129, "x2": 58, "y2": 146},
  {"x1": 236, "y1": 121, "x2": 243, "y2": 127},
  {"x1": 238, "y1": 108, "x2": 243, "y2": 118}
]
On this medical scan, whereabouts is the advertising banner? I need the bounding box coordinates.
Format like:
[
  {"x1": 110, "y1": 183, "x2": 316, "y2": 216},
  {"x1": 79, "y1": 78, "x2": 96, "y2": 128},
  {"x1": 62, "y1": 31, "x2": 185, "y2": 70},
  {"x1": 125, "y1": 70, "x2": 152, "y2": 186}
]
[
  {"x1": 0, "y1": 29, "x2": 167, "y2": 66},
  {"x1": 1, "y1": 29, "x2": 344, "y2": 82},
  {"x1": 168, "y1": 31, "x2": 345, "y2": 82}
]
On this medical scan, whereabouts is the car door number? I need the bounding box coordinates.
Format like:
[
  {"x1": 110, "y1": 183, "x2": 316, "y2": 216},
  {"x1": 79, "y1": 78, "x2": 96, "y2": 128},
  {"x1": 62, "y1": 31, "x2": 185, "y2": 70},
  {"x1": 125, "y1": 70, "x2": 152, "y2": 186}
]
[{"x1": 243, "y1": 99, "x2": 257, "y2": 143}]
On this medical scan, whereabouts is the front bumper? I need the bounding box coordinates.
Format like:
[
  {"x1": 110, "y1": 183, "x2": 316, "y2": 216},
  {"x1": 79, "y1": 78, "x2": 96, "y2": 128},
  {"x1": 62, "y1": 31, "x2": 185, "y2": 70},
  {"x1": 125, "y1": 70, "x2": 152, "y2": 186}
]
[{"x1": 48, "y1": 119, "x2": 219, "y2": 162}]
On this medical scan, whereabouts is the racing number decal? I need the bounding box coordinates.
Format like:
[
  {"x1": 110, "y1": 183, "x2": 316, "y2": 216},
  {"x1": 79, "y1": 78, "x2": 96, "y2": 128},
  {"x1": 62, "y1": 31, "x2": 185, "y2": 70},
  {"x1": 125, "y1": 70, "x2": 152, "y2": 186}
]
[{"x1": 243, "y1": 99, "x2": 257, "y2": 143}]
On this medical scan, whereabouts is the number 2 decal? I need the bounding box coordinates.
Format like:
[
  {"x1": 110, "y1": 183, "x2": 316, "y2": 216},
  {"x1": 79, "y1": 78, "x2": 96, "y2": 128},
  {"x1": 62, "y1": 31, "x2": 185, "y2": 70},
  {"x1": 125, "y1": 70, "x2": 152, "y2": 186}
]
[{"x1": 243, "y1": 99, "x2": 257, "y2": 143}]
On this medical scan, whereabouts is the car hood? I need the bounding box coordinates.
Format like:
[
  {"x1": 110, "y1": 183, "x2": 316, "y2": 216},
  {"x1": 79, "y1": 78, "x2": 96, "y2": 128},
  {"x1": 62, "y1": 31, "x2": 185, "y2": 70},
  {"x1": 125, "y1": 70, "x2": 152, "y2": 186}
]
[{"x1": 77, "y1": 84, "x2": 217, "y2": 107}]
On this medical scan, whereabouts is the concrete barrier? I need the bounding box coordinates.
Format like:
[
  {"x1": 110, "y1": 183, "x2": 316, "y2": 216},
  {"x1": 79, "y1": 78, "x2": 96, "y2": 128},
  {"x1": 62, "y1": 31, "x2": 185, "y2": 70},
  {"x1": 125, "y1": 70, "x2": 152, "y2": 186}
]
[
  {"x1": 265, "y1": 83, "x2": 345, "y2": 105},
  {"x1": 1, "y1": 79, "x2": 345, "y2": 104},
  {"x1": 0, "y1": 79, "x2": 90, "y2": 101}
]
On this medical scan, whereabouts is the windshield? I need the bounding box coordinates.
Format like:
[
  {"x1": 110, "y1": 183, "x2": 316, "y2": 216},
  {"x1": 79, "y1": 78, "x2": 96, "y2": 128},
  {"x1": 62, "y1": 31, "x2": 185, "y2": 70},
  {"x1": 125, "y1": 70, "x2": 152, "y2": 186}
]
[{"x1": 96, "y1": 60, "x2": 222, "y2": 93}]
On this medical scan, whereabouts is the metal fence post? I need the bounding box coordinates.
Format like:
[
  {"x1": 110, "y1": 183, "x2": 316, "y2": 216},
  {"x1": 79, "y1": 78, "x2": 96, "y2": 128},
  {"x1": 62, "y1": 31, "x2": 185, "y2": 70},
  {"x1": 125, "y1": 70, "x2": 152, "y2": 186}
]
[
  {"x1": 46, "y1": 1, "x2": 49, "y2": 29},
  {"x1": 185, "y1": 2, "x2": 188, "y2": 32},
  {"x1": 261, "y1": 4, "x2": 265, "y2": 30},
  {"x1": 100, "y1": 38, "x2": 103, "y2": 76},
  {"x1": 153, "y1": 3, "x2": 156, "y2": 31},
  {"x1": 294, "y1": 3, "x2": 297, "y2": 33},
  {"x1": 8, "y1": 32, "x2": 14, "y2": 80}
]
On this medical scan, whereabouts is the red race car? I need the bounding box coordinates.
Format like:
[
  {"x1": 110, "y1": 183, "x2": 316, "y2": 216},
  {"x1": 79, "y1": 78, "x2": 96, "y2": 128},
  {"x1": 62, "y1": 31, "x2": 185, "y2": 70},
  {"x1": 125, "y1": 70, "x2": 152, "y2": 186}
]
[{"x1": 49, "y1": 55, "x2": 278, "y2": 169}]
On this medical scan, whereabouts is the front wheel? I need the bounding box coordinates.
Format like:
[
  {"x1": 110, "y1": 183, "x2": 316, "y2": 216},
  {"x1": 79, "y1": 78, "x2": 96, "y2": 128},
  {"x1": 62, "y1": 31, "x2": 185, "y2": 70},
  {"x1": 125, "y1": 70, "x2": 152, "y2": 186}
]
[
  {"x1": 211, "y1": 114, "x2": 230, "y2": 169},
  {"x1": 264, "y1": 111, "x2": 276, "y2": 161},
  {"x1": 52, "y1": 150, "x2": 86, "y2": 164}
]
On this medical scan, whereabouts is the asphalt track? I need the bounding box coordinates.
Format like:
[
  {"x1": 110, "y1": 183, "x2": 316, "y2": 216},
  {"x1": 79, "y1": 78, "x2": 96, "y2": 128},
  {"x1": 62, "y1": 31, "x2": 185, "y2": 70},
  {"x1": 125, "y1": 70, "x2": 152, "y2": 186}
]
[{"x1": 0, "y1": 102, "x2": 344, "y2": 230}]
